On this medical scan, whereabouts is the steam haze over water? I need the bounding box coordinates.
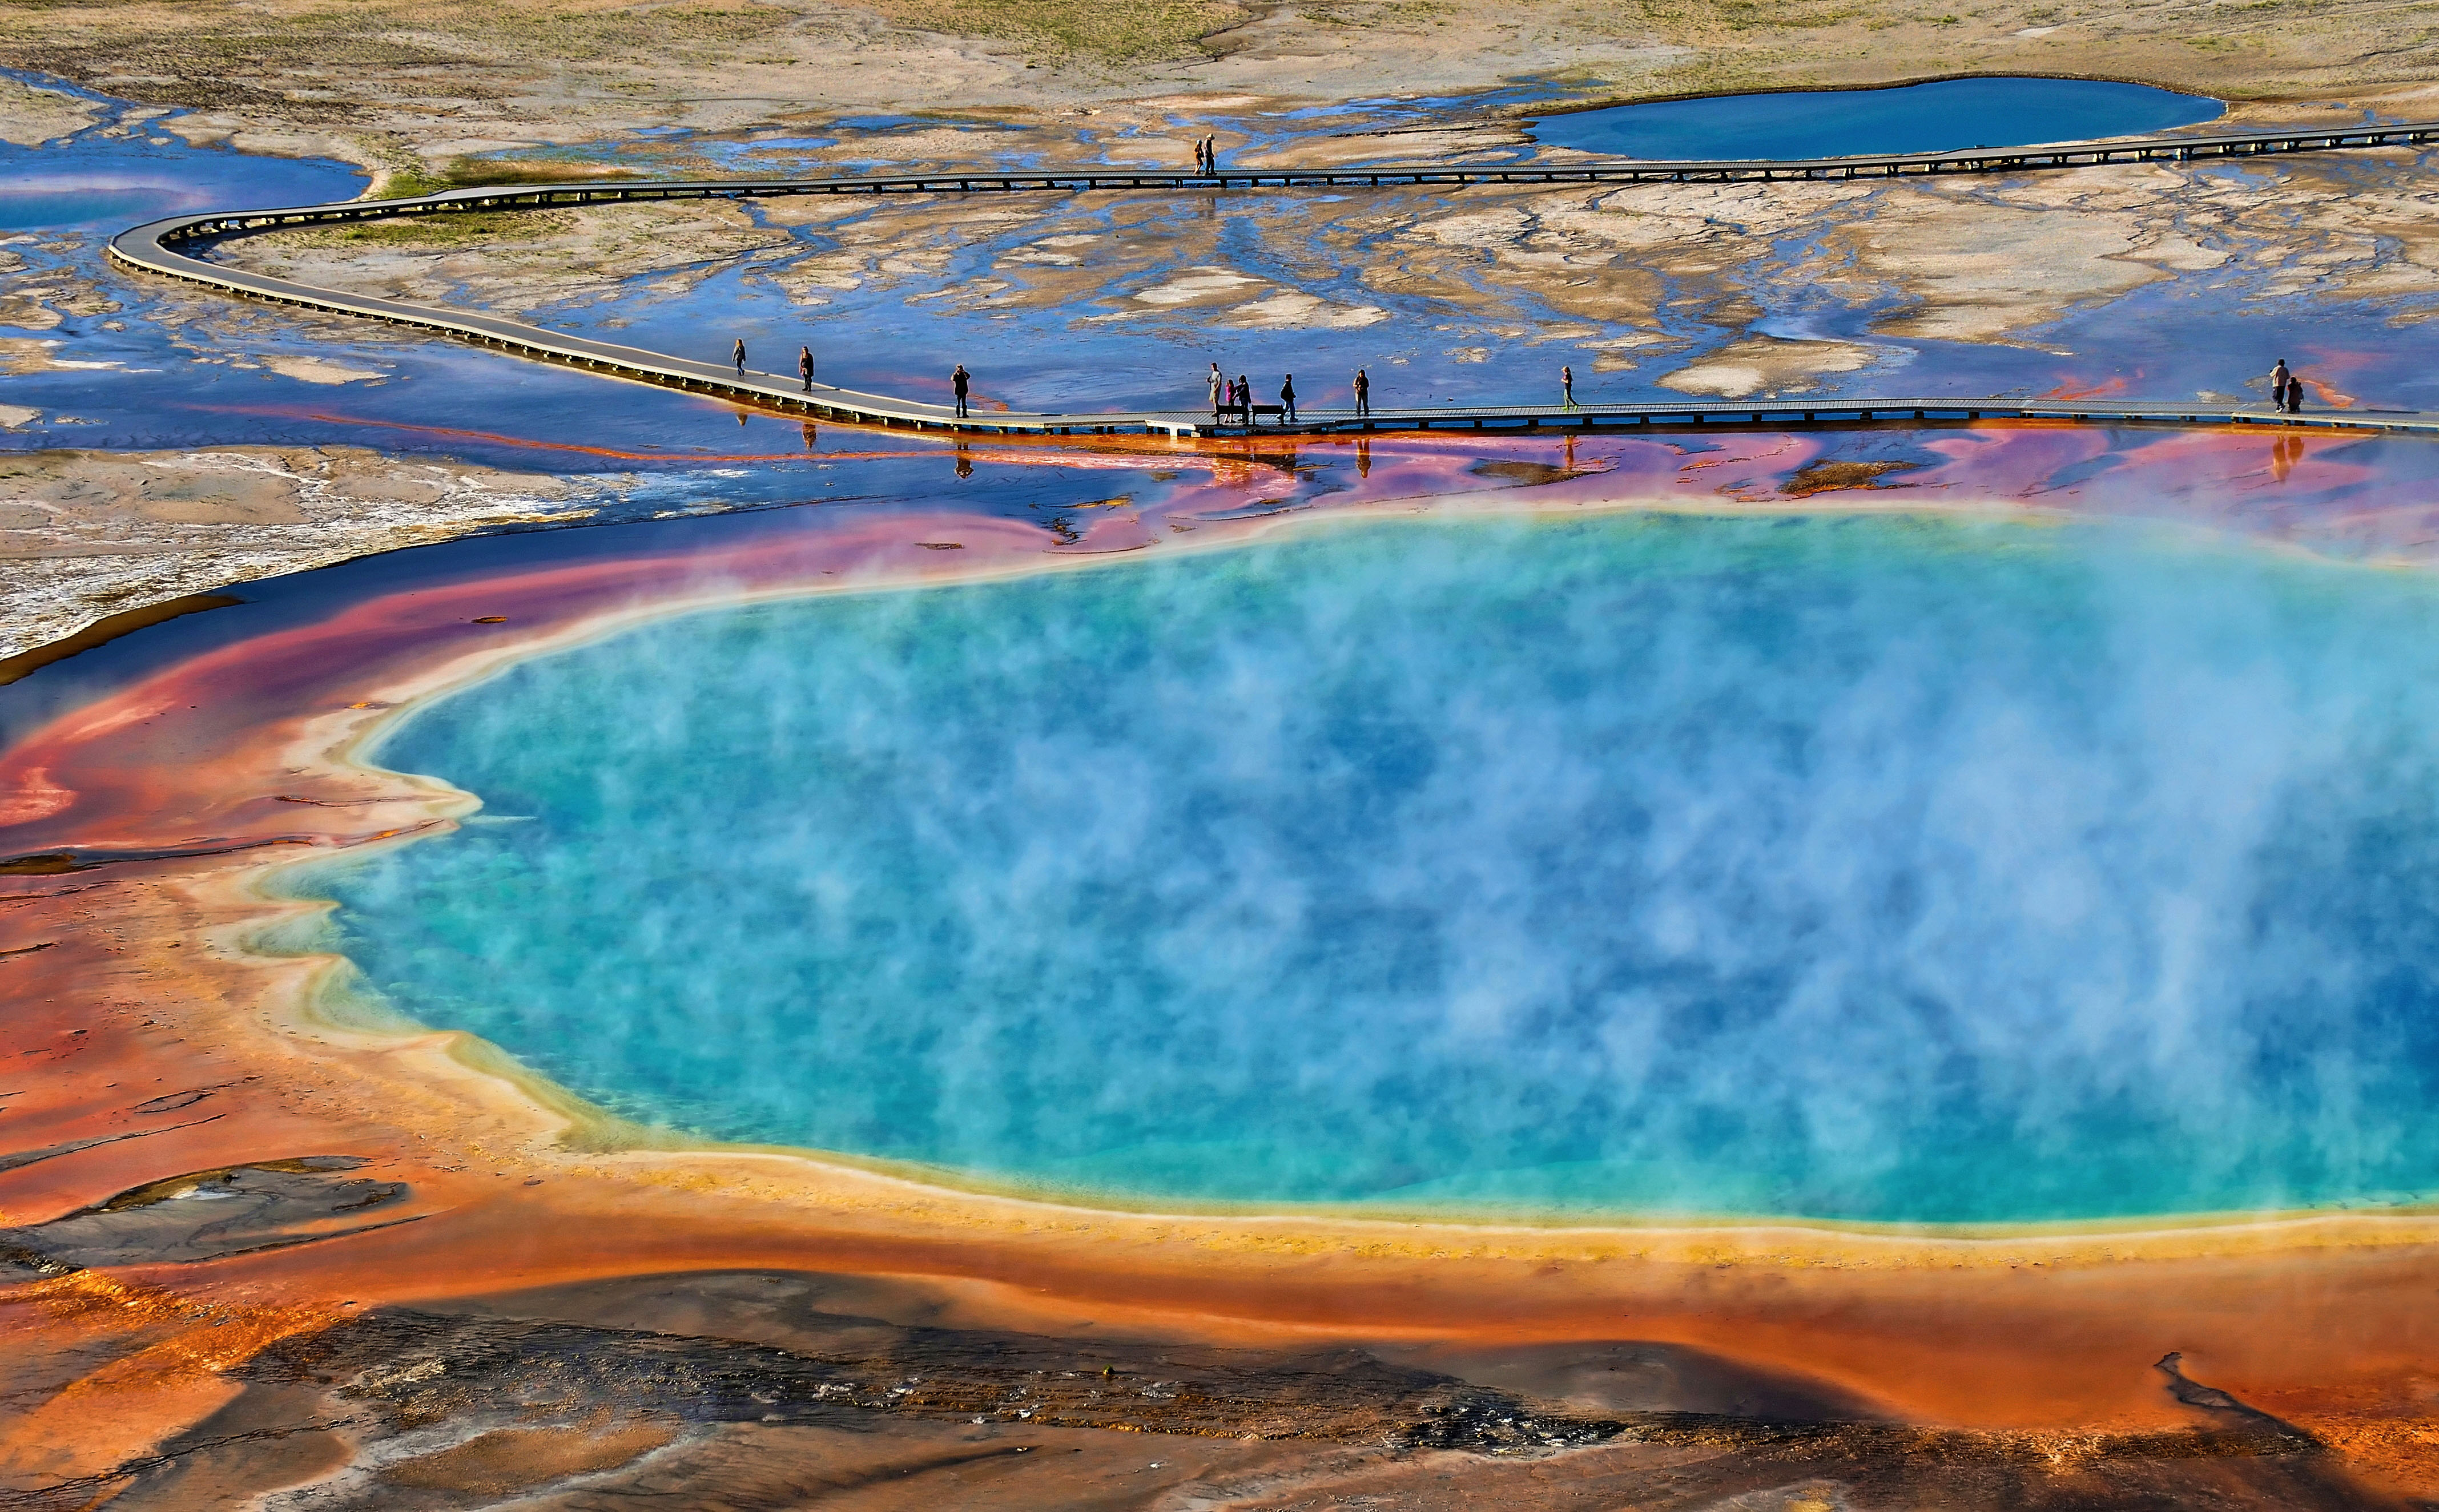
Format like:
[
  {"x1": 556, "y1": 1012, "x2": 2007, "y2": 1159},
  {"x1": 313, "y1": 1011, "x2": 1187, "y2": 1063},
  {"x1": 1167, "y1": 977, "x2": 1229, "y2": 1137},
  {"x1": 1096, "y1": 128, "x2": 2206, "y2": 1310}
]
[{"x1": 309, "y1": 513, "x2": 2439, "y2": 1224}]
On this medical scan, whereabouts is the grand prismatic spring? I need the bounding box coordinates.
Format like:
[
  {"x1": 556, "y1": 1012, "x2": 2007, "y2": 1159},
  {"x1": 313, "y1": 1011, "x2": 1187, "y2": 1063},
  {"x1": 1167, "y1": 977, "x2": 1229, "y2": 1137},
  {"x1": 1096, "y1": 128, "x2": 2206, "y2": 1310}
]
[{"x1": 9, "y1": 10, "x2": 2439, "y2": 1506}]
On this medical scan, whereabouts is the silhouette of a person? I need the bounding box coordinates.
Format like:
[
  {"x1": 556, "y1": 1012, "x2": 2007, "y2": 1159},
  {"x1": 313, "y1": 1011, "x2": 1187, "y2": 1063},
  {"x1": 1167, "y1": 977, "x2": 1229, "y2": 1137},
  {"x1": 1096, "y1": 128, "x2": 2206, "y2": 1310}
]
[
  {"x1": 733, "y1": 338, "x2": 746, "y2": 376},
  {"x1": 799, "y1": 345, "x2": 814, "y2": 392},
  {"x1": 1353, "y1": 367, "x2": 1370, "y2": 417},
  {"x1": 952, "y1": 364, "x2": 971, "y2": 418}
]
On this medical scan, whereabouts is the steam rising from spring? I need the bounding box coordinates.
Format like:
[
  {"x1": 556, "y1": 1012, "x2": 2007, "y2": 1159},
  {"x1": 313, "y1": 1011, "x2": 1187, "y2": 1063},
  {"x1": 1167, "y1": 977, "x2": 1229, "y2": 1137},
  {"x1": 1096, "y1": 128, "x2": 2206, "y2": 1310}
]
[{"x1": 312, "y1": 513, "x2": 2439, "y2": 1222}]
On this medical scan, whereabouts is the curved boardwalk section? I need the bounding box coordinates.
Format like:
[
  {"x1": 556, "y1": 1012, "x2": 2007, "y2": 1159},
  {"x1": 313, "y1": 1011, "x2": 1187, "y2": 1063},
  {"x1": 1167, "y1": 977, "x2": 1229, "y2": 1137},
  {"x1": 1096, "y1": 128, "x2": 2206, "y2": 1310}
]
[{"x1": 108, "y1": 119, "x2": 2439, "y2": 441}]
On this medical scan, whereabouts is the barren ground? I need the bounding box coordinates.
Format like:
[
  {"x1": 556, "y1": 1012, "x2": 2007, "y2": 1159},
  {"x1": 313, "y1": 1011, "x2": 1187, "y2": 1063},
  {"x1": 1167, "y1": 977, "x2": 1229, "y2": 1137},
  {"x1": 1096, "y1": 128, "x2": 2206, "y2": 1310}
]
[
  {"x1": 1, "y1": 0, "x2": 2436, "y2": 176},
  {"x1": 0, "y1": 447, "x2": 592, "y2": 663}
]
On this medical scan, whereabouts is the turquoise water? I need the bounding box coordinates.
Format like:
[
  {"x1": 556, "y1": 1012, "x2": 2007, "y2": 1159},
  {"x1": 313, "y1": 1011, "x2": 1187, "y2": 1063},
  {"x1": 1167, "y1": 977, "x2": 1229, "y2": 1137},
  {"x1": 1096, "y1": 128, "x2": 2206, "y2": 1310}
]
[
  {"x1": 1531, "y1": 77, "x2": 2221, "y2": 161},
  {"x1": 315, "y1": 514, "x2": 2439, "y2": 1224}
]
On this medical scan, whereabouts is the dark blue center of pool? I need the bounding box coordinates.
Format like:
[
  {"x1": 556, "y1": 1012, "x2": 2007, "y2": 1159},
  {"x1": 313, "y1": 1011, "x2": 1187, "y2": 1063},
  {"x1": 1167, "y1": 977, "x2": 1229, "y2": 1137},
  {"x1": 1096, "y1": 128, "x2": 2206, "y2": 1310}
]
[{"x1": 1531, "y1": 76, "x2": 2221, "y2": 161}]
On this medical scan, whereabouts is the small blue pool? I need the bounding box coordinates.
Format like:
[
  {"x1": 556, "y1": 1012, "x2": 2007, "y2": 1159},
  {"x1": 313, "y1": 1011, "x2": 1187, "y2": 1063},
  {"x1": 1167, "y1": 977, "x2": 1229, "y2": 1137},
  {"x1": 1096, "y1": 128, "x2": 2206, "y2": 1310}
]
[{"x1": 1531, "y1": 76, "x2": 2222, "y2": 162}]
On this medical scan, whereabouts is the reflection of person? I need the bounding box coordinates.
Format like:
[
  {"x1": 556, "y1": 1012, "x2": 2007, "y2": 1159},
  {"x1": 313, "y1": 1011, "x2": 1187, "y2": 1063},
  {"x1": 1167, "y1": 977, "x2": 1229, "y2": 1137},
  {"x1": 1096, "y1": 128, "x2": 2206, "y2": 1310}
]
[
  {"x1": 732, "y1": 338, "x2": 746, "y2": 375},
  {"x1": 1353, "y1": 367, "x2": 1370, "y2": 417},
  {"x1": 798, "y1": 345, "x2": 814, "y2": 392},
  {"x1": 955, "y1": 440, "x2": 973, "y2": 479},
  {"x1": 1561, "y1": 364, "x2": 1576, "y2": 409},
  {"x1": 952, "y1": 364, "x2": 970, "y2": 418},
  {"x1": 1281, "y1": 374, "x2": 1297, "y2": 422}
]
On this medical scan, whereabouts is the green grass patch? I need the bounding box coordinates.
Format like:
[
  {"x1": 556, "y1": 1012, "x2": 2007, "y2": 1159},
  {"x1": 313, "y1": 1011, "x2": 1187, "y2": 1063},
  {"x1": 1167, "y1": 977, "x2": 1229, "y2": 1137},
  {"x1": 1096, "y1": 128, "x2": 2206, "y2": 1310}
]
[
  {"x1": 331, "y1": 209, "x2": 577, "y2": 247},
  {"x1": 383, "y1": 158, "x2": 640, "y2": 198}
]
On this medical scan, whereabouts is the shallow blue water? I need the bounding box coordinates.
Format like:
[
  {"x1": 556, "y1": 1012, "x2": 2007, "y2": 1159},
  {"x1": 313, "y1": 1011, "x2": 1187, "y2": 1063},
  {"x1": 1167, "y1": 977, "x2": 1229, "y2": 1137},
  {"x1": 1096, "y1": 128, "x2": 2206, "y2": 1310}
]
[
  {"x1": 0, "y1": 72, "x2": 364, "y2": 232},
  {"x1": 311, "y1": 513, "x2": 2439, "y2": 1224},
  {"x1": 1532, "y1": 76, "x2": 2222, "y2": 161}
]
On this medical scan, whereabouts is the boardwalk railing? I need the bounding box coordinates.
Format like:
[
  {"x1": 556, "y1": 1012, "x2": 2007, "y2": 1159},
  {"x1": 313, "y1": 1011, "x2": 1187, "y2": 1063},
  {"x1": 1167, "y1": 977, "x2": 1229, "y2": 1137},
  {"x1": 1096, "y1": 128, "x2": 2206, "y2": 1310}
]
[{"x1": 107, "y1": 119, "x2": 2439, "y2": 441}]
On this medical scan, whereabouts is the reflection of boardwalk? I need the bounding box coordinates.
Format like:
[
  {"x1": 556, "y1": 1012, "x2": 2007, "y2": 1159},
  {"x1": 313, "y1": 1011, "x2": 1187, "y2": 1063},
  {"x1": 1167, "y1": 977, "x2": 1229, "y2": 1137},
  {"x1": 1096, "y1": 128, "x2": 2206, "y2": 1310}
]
[{"x1": 110, "y1": 118, "x2": 2439, "y2": 442}]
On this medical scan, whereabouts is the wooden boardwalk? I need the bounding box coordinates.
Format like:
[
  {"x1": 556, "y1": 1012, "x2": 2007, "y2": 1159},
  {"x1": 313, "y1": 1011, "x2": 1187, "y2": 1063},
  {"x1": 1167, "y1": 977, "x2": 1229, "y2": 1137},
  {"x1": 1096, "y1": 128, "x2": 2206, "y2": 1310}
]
[{"x1": 108, "y1": 118, "x2": 2439, "y2": 442}]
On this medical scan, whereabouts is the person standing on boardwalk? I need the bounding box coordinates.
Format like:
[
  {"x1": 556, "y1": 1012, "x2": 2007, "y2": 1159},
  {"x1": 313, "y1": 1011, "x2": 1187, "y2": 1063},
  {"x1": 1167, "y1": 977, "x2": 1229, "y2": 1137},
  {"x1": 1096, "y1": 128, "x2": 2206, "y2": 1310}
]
[
  {"x1": 1353, "y1": 367, "x2": 1370, "y2": 417},
  {"x1": 1235, "y1": 374, "x2": 1251, "y2": 423},
  {"x1": 2286, "y1": 371, "x2": 2305, "y2": 413},
  {"x1": 1209, "y1": 361, "x2": 1224, "y2": 418},
  {"x1": 798, "y1": 345, "x2": 815, "y2": 392},
  {"x1": 2268, "y1": 358, "x2": 2290, "y2": 409},
  {"x1": 952, "y1": 364, "x2": 971, "y2": 418},
  {"x1": 733, "y1": 338, "x2": 747, "y2": 376},
  {"x1": 1281, "y1": 373, "x2": 1297, "y2": 422},
  {"x1": 1561, "y1": 364, "x2": 1577, "y2": 409}
]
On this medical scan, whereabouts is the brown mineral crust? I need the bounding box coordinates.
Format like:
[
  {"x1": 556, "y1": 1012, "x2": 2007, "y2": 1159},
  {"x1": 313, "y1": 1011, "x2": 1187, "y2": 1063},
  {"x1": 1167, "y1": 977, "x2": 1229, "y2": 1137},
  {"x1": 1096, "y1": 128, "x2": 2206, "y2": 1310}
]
[{"x1": 1781, "y1": 458, "x2": 1919, "y2": 496}]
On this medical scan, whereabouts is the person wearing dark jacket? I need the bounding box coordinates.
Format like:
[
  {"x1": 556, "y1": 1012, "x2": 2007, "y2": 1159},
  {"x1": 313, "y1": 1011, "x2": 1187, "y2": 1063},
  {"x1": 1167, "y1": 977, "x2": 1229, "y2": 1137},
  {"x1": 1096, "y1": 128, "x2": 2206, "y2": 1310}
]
[
  {"x1": 798, "y1": 346, "x2": 814, "y2": 392},
  {"x1": 1353, "y1": 368, "x2": 1370, "y2": 417},
  {"x1": 732, "y1": 338, "x2": 747, "y2": 375},
  {"x1": 1281, "y1": 374, "x2": 1297, "y2": 422},
  {"x1": 952, "y1": 364, "x2": 971, "y2": 418}
]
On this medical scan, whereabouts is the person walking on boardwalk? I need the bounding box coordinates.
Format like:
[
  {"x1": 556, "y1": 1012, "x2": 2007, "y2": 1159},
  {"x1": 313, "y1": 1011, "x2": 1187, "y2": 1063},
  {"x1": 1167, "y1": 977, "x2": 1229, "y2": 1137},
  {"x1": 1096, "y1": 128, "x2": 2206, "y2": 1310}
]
[
  {"x1": 2268, "y1": 358, "x2": 2290, "y2": 409},
  {"x1": 952, "y1": 363, "x2": 971, "y2": 418},
  {"x1": 733, "y1": 338, "x2": 747, "y2": 376},
  {"x1": 1209, "y1": 361, "x2": 1224, "y2": 419},
  {"x1": 1280, "y1": 373, "x2": 1297, "y2": 423},
  {"x1": 1561, "y1": 364, "x2": 1577, "y2": 409},
  {"x1": 1353, "y1": 367, "x2": 1370, "y2": 417},
  {"x1": 798, "y1": 345, "x2": 815, "y2": 392}
]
